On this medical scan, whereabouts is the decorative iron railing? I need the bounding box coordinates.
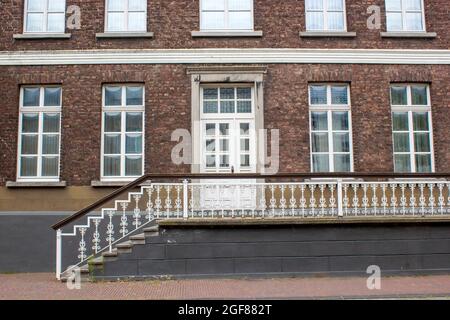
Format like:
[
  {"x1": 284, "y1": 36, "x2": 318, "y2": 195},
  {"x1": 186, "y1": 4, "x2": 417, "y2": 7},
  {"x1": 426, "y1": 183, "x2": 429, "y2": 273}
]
[{"x1": 52, "y1": 173, "x2": 450, "y2": 280}]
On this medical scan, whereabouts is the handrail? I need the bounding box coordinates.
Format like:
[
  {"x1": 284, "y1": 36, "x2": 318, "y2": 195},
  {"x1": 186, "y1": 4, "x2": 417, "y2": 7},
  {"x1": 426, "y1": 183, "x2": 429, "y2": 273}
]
[{"x1": 51, "y1": 172, "x2": 450, "y2": 230}]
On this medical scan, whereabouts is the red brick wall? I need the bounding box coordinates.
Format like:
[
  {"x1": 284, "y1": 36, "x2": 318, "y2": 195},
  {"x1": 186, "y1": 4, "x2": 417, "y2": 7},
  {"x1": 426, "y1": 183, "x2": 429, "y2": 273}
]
[
  {"x1": 1, "y1": 0, "x2": 448, "y2": 51},
  {"x1": 1, "y1": 63, "x2": 449, "y2": 186}
]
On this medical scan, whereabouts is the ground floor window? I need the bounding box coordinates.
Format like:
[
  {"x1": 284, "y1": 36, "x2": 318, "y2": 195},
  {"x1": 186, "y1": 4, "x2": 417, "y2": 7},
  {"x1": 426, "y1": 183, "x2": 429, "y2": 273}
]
[{"x1": 102, "y1": 85, "x2": 145, "y2": 180}]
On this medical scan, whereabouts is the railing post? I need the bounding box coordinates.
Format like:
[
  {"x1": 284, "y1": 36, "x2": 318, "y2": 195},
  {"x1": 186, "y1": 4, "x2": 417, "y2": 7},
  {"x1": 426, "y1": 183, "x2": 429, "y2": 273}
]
[
  {"x1": 337, "y1": 179, "x2": 344, "y2": 217},
  {"x1": 56, "y1": 229, "x2": 62, "y2": 280},
  {"x1": 183, "y1": 179, "x2": 189, "y2": 219}
]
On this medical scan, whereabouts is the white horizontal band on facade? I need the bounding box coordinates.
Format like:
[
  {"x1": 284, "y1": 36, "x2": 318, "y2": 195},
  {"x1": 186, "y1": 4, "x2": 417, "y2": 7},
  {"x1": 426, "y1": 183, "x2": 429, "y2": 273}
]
[{"x1": 1, "y1": 49, "x2": 450, "y2": 66}]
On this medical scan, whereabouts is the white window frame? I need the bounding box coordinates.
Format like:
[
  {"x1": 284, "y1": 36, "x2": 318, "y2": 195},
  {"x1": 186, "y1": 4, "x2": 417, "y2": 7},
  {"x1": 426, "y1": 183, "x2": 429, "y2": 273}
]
[
  {"x1": 305, "y1": 0, "x2": 348, "y2": 31},
  {"x1": 309, "y1": 83, "x2": 353, "y2": 173},
  {"x1": 104, "y1": 0, "x2": 148, "y2": 33},
  {"x1": 101, "y1": 84, "x2": 145, "y2": 181},
  {"x1": 17, "y1": 85, "x2": 62, "y2": 182},
  {"x1": 23, "y1": 0, "x2": 66, "y2": 33},
  {"x1": 385, "y1": 0, "x2": 426, "y2": 32},
  {"x1": 199, "y1": 0, "x2": 254, "y2": 31},
  {"x1": 390, "y1": 84, "x2": 434, "y2": 173}
]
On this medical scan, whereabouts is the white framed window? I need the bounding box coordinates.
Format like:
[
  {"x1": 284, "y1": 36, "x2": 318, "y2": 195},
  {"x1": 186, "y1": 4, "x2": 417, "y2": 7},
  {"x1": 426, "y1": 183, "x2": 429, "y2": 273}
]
[
  {"x1": 17, "y1": 86, "x2": 62, "y2": 181},
  {"x1": 102, "y1": 85, "x2": 145, "y2": 180},
  {"x1": 309, "y1": 84, "x2": 353, "y2": 173},
  {"x1": 305, "y1": 0, "x2": 347, "y2": 31},
  {"x1": 201, "y1": 86, "x2": 254, "y2": 117},
  {"x1": 391, "y1": 84, "x2": 434, "y2": 173},
  {"x1": 24, "y1": 0, "x2": 66, "y2": 33},
  {"x1": 385, "y1": 0, "x2": 426, "y2": 32},
  {"x1": 105, "y1": 0, "x2": 147, "y2": 32},
  {"x1": 200, "y1": 0, "x2": 254, "y2": 31}
]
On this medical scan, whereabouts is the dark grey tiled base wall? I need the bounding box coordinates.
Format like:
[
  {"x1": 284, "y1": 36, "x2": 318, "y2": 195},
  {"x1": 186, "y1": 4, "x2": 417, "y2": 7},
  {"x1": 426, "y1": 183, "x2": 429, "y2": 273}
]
[{"x1": 93, "y1": 223, "x2": 450, "y2": 280}]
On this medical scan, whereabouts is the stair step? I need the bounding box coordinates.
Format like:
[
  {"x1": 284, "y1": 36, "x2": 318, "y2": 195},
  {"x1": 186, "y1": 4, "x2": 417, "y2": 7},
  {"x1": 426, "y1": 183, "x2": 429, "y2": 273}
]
[
  {"x1": 116, "y1": 241, "x2": 133, "y2": 249},
  {"x1": 88, "y1": 256, "x2": 104, "y2": 266},
  {"x1": 130, "y1": 233, "x2": 145, "y2": 241},
  {"x1": 143, "y1": 226, "x2": 159, "y2": 236}
]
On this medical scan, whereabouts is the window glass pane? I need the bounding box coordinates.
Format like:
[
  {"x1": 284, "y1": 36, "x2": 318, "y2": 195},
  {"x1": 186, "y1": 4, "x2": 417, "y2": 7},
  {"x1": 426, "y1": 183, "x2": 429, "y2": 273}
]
[
  {"x1": 311, "y1": 112, "x2": 328, "y2": 130},
  {"x1": 44, "y1": 87, "x2": 61, "y2": 106},
  {"x1": 206, "y1": 123, "x2": 215, "y2": 136},
  {"x1": 237, "y1": 88, "x2": 251, "y2": 99},
  {"x1": 128, "y1": 12, "x2": 146, "y2": 31},
  {"x1": 42, "y1": 113, "x2": 60, "y2": 133},
  {"x1": 27, "y1": 0, "x2": 46, "y2": 11},
  {"x1": 332, "y1": 112, "x2": 349, "y2": 130},
  {"x1": 310, "y1": 85, "x2": 327, "y2": 104},
  {"x1": 228, "y1": 11, "x2": 252, "y2": 29},
  {"x1": 306, "y1": 12, "x2": 324, "y2": 30},
  {"x1": 203, "y1": 101, "x2": 218, "y2": 113},
  {"x1": 414, "y1": 133, "x2": 430, "y2": 152},
  {"x1": 237, "y1": 101, "x2": 252, "y2": 113},
  {"x1": 48, "y1": 0, "x2": 65, "y2": 12},
  {"x1": 202, "y1": 0, "x2": 225, "y2": 10},
  {"x1": 328, "y1": 0, "x2": 344, "y2": 10},
  {"x1": 333, "y1": 133, "x2": 350, "y2": 152},
  {"x1": 386, "y1": 12, "x2": 402, "y2": 31},
  {"x1": 104, "y1": 134, "x2": 121, "y2": 154},
  {"x1": 21, "y1": 135, "x2": 38, "y2": 154},
  {"x1": 104, "y1": 156, "x2": 121, "y2": 176},
  {"x1": 125, "y1": 156, "x2": 142, "y2": 176},
  {"x1": 240, "y1": 155, "x2": 250, "y2": 167},
  {"x1": 126, "y1": 112, "x2": 143, "y2": 132},
  {"x1": 125, "y1": 134, "x2": 142, "y2": 153},
  {"x1": 327, "y1": 12, "x2": 344, "y2": 30},
  {"x1": 23, "y1": 88, "x2": 40, "y2": 107},
  {"x1": 405, "y1": 0, "x2": 422, "y2": 10},
  {"x1": 108, "y1": 0, "x2": 126, "y2": 11},
  {"x1": 391, "y1": 86, "x2": 407, "y2": 105},
  {"x1": 385, "y1": 0, "x2": 402, "y2": 11},
  {"x1": 104, "y1": 113, "x2": 121, "y2": 132},
  {"x1": 206, "y1": 139, "x2": 215, "y2": 152},
  {"x1": 126, "y1": 87, "x2": 143, "y2": 105},
  {"x1": 47, "y1": 13, "x2": 65, "y2": 32},
  {"x1": 206, "y1": 155, "x2": 216, "y2": 168},
  {"x1": 129, "y1": 0, "x2": 147, "y2": 11},
  {"x1": 220, "y1": 88, "x2": 234, "y2": 100},
  {"x1": 220, "y1": 101, "x2": 235, "y2": 113},
  {"x1": 312, "y1": 132, "x2": 329, "y2": 152},
  {"x1": 105, "y1": 87, "x2": 122, "y2": 106},
  {"x1": 240, "y1": 123, "x2": 250, "y2": 135},
  {"x1": 42, "y1": 134, "x2": 59, "y2": 154},
  {"x1": 26, "y1": 13, "x2": 44, "y2": 32},
  {"x1": 20, "y1": 157, "x2": 38, "y2": 176},
  {"x1": 306, "y1": 0, "x2": 323, "y2": 10},
  {"x1": 42, "y1": 156, "x2": 59, "y2": 176},
  {"x1": 201, "y1": 12, "x2": 226, "y2": 29},
  {"x1": 411, "y1": 86, "x2": 427, "y2": 105},
  {"x1": 107, "y1": 12, "x2": 125, "y2": 31},
  {"x1": 240, "y1": 139, "x2": 250, "y2": 152},
  {"x1": 220, "y1": 155, "x2": 229, "y2": 168},
  {"x1": 22, "y1": 113, "x2": 39, "y2": 133},
  {"x1": 203, "y1": 88, "x2": 218, "y2": 100},
  {"x1": 392, "y1": 112, "x2": 409, "y2": 131},
  {"x1": 413, "y1": 112, "x2": 429, "y2": 131},
  {"x1": 229, "y1": 0, "x2": 252, "y2": 10},
  {"x1": 219, "y1": 124, "x2": 229, "y2": 136},
  {"x1": 405, "y1": 12, "x2": 423, "y2": 31},
  {"x1": 220, "y1": 139, "x2": 229, "y2": 152},
  {"x1": 312, "y1": 154, "x2": 329, "y2": 172},
  {"x1": 331, "y1": 86, "x2": 348, "y2": 104},
  {"x1": 394, "y1": 154, "x2": 411, "y2": 172},
  {"x1": 334, "y1": 154, "x2": 351, "y2": 172},
  {"x1": 415, "y1": 154, "x2": 432, "y2": 173},
  {"x1": 393, "y1": 133, "x2": 410, "y2": 152}
]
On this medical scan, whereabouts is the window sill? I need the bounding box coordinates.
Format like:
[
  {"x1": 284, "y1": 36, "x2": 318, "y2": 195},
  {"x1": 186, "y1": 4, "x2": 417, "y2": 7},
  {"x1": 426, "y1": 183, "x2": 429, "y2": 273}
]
[
  {"x1": 299, "y1": 31, "x2": 357, "y2": 38},
  {"x1": 6, "y1": 181, "x2": 67, "y2": 188},
  {"x1": 13, "y1": 33, "x2": 71, "y2": 39},
  {"x1": 91, "y1": 180, "x2": 151, "y2": 187},
  {"x1": 191, "y1": 31, "x2": 263, "y2": 38},
  {"x1": 380, "y1": 32, "x2": 437, "y2": 38},
  {"x1": 95, "y1": 32, "x2": 154, "y2": 39}
]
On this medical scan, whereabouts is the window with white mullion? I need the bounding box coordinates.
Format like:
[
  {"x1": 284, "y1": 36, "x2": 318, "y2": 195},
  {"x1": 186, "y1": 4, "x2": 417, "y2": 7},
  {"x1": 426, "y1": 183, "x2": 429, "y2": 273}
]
[
  {"x1": 385, "y1": 0, "x2": 425, "y2": 32},
  {"x1": 25, "y1": 0, "x2": 66, "y2": 33},
  {"x1": 306, "y1": 0, "x2": 346, "y2": 31},
  {"x1": 200, "y1": 0, "x2": 253, "y2": 31},
  {"x1": 106, "y1": 0, "x2": 147, "y2": 32}
]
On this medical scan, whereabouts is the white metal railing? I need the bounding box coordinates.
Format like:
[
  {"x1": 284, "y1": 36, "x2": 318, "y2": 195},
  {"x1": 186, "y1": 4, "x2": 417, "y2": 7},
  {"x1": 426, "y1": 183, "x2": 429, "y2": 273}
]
[{"x1": 54, "y1": 178, "x2": 450, "y2": 279}]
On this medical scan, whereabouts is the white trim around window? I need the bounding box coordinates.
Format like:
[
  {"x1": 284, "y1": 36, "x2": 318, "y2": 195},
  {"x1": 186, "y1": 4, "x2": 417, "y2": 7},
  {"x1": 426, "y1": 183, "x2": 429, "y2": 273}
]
[
  {"x1": 17, "y1": 85, "x2": 62, "y2": 182},
  {"x1": 309, "y1": 83, "x2": 353, "y2": 173},
  {"x1": 101, "y1": 84, "x2": 145, "y2": 181},
  {"x1": 104, "y1": 0, "x2": 147, "y2": 33},
  {"x1": 23, "y1": 0, "x2": 66, "y2": 33},
  {"x1": 199, "y1": 0, "x2": 254, "y2": 31},
  {"x1": 385, "y1": 0, "x2": 426, "y2": 32},
  {"x1": 305, "y1": 0, "x2": 347, "y2": 32}
]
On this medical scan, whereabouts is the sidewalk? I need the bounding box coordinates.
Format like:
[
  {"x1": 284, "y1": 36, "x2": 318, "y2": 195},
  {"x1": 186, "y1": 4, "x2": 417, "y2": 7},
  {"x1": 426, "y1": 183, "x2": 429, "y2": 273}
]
[{"x1": 1, "y1": 273, "x2": 450, "y2": 300}]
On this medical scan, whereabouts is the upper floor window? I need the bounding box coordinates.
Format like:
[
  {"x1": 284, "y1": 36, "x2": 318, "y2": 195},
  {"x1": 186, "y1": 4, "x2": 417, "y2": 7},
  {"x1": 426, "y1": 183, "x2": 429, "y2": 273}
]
[
  {"x1": 391, "y1": 84, "x2": 433, "y2": 173},
  {"x1": 305, "y1": 0, "x2": 346, "y2": 31},
  {"x1": 24, "y1": 0, "x2": 66, "y2": 33},
  {"x1": 200, "y1": 0, "x2": 254, "y2": 31},
  {"x1": 18, "y1": 86, "x2": 62, "y2": 180},
  {"x1": 105, "y1": 0, "x2": 147, "y2": 32},
  {"x1": 309, "y1": 84, "x2": 353, "y2": 173},
  {"x1": 385, "y1": 0, "x2": 425, "y2": 32}
]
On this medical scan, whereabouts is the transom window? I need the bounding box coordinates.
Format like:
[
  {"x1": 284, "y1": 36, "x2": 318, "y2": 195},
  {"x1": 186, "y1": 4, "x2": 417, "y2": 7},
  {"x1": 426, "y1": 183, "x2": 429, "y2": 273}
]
[
  {"x1": 18, "y1": 86, "x2": 62, "y2": 180},
  {"x1": 305, "y1": 0, "x2": 346, "y2": 31},
  {"x1": 105, "y1": 0, "x2": 147, "y2": 32},
  {"x1": 202, "y1": 87, "x2": 253, "y2": 115},
  {"x1": 309, "y1": 84, "x2": 353, "y2": 173},
  {"x1": 385, "y1": 0, "x2": 425, "y2": 31},
  {"x1": 24, "y1": 0, "x2": 66, "y2": 33},
  {"x1": 102, "y1": 85, "x2": 145, "y2": 180},
  {"x1": 200, "y1": 0, "x2": 254, "y2": 31},
  {"x1": 391, "y1": 84, "x2": 433, "y2": 173}
]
